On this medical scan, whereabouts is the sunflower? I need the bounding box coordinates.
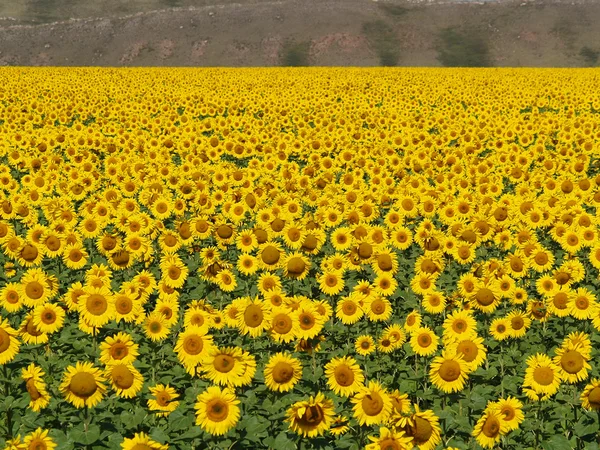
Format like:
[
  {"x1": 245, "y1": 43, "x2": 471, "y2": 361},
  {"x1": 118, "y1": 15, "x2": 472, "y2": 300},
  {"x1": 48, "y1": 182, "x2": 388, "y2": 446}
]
[
  {"x1": 22, "y1": 428, "x2": 57, "y2": 450},
  {"x1": 63, "y1": 242, "x2": 89, "y2": 270},
  {"x1": 268, "y1": 306, "x2": 299, "y2": 343},
  {"x1": 523, "y1": 353, "x2": 562, "y2": 398},
  {"x1": 295, "y1": 301, "x2": 325, "y2": 340},
  {"x1": 336, "y1": 294, "x2": 364, "y2": 325},
  {"x1": 318, "y1": 270, "x2": 345, "y2": 296},
  {"x1": 420, "y1": 291, "x2": 446, "y2": 315},
  {"x1": 237, "y1": 254, "x2": 259, "y2": 276},
  {"x1": 22, "y1": 363, "x2": 50, "y2": 412},
  {"x1": 331, "y1": 227, "x2": 353, "y2": 252},
  {"x1": 373, "y1": 273, "x2": 398, "y2": 297},
  {"x1": 404, "y1": 311, "x2": 422, "y2": 334},
  {"x1": 160, "y1": 254, "x2": 189, "y2": 289},
  {"x1": 365, "y1": 426, "x2": 413, "y2": 450},
  {"x1": 0, "y1": 282, "x2": 24, "y2": 312},
  {"x1": 264, "y1": 352, "x2": 303, "y2": 392},
  {"x1": 409, "y1": 327, "x2": 439, "y2": 357},
  {"x1": 258, "y1": 241, "x2": 284, "y2": 270},
  {"x1": 105, "y1": 362, "x2": 144, "y2": 398},
  {"x1": 287, "y1": 392, "x2": 335, "y2": 437},
  {"x1": 351, "y1": 381, "x2": 392, "y2": 426},
  {"x1": 472, "y1": 408, "x2": 509, "y2": 449},
  {"x1": 395, "y1": 406, "x2": 442, "y2": 450},
  {"x1": 0, "y1": 318, "x2": 20, "y2": 365},
  {"x1": 17, "y1": 241, "x2": 44, "y2": 267},
  {"x1": 18, "y1": 313, "x2": 48, "y2": 345},
  {"x1": 325, "y1": 356, "x2": 365, "y2": 397},
  {"x1": 283, "y1": 252, "x2": 311, "y2": 280},
  {"x1": 215, "y1": 269, "x2": 237, "y2": 293},
  {"x1": 175, "y1": 326, "x2": 215, "y2": 371},
  {"x1": 144, "y1": 311, "x2": 171, "y2": 342},
  {"x1": 152, "y1": 298, "x2": 178, "y2": 328},
  {"x1": 148, "y1": 384, "x2": 180, "y2": 417},
  {"x1": 429, "y1": 350, "x2": 471, "y2": 393},
  {"x1": 59, "y1": 361, "x2": 107, "y2": 408},
  {"x1": 581, "y1": 379, "x2": 600, "y2": 411},
  {"x1": 78, "y1": 285, "x2": 115, "y2": 328},
  {"x1": 113, "y1": 290, "x2": 143, "y2": 323},
  {"x1": 390, "y1": 226, "x2": 413, "y2": 250},
  {"x1": 355, "y1": 335, "x2": 376, "y2": 356},
  {"x1": 493, "y1": 396, "x2": 524, "y2": 431},
  {"x1": 19, "y1": 268, "x2": 51, "y2": 307},
  {"x1": 384, "y1": 324, "x2": 407, "y2": 348},
  {"x1": 120, "y1": 432, "x2": 168, "y2": 450},
  {"x1": 489, "y1": 318, "x2": 511, "y2": 341},
  {"x1": 200, "y1": 346, "x2": 246, "y2": 387},
  {"x1": 553, "y1": 343, "x2": 591, "y2": 384},
  {"x1": 99, "y1": 332, "x2": 139, "y2": 365},
  {"x1": 447, "y1": 335, "x2": 487, "y2": 371},
  {"x1": 236, "y1": 229, "x2": 258, "y2": 252},
  {"x1": 236, "y1": 297, "x2": 272, "y2": 338},
  {"x1": 568, "y1": 287, "x2": 597, "y2": 320},
  {"x1": 470, "y1": 282, "x2": 503, "y2": 314},
  {"x1": 506, "y1": 310, "x2": 531, "y2": 338},
  {"x1": 410, "y1": 273, "x2": 437, "y2": 296},
  {"x1": 195, "y1": 386, "x2": 241, "y2": 436},
  {"x1": 257, "y1": 272, "x2": 282, "y2": 296},
  {"x1": 329, "y1": 415, "x2": 350, "y2": 437},
  {"x1": 32, "y1": 302, "x2": 65, "y2": 334}
]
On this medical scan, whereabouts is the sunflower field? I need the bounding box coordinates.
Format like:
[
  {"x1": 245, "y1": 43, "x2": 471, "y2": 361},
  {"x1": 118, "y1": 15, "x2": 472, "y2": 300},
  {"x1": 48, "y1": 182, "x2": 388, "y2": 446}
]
[{"x1": 2, "y1": 67, "x2": 600, "y2": 450}]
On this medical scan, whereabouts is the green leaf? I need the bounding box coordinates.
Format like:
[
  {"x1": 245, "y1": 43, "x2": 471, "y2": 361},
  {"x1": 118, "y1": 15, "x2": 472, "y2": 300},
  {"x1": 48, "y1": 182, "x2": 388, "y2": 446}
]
[{"x1": 541, "y1": 435, "x2": 573, "y2": 450}]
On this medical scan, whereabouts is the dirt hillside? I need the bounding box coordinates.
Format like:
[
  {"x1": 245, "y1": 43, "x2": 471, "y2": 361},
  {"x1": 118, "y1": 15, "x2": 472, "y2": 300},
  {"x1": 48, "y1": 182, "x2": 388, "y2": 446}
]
[{"x1": 1, "y1": 0, "x2": 599, "y2": 66}]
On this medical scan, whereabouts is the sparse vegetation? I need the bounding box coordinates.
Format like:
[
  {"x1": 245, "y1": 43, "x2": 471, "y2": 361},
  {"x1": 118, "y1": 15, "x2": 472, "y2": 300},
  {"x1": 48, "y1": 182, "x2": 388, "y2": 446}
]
[
  {"x1": 362, "y1": 20, "x2": 400, "y2": 67},
  {"x1": 280, "y1": 39, "x2": 311, "y2": 66},
  {"x1": 436, "y1": 27, "x2": 492, "y2": 67},
  {"x1": 378, "y1": 3, "x2": 410, "y2": 17},
  {"x1": 579, "y1": 46, "x2": 599, "y2": 67},
  {"x1": 551, "y1": 18, "x2": 578, "y2": 50}
]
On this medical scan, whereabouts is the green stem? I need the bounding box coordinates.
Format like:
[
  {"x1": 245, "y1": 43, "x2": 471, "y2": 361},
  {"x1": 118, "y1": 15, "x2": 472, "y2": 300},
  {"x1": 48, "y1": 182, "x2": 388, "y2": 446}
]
[{"x1": 4, "y1": 364, "x2": 12, "y2": 440}]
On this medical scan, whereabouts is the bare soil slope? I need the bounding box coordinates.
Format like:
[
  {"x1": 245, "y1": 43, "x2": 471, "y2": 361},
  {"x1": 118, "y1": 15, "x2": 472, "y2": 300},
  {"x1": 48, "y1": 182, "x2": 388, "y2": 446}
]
[{"x1": 1, "y1": 0, "x2": 599, "y2": 66}]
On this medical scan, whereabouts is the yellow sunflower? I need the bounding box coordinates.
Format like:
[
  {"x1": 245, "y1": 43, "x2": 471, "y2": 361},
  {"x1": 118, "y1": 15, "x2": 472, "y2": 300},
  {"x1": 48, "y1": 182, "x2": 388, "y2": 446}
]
[
  {"x1": 236, "y1": 297, "x2": 272, "y2": 338},
  {"x1": 99, "y1": 332, "x2": 139, "y2": 365},
  {"x1": 0, "y1": 318, "x2": 20, "y2": 365},
  {"x1": 580, "y1": 379, "x2": 600, "y2": 411},
  {"x1": 429, "y1": 350, "x2": 471, "y2": 393},
  {"x1": 148, "y1": 384, "x2": 180, "y2": 417},
  {"x1": 105, "y1": 362, "x2": 144, "y2": 399},
  {"x1": 493, "y1": 396, "x2": 524, "y2": 431},
  {"x1": 32, "y1": 302, "x2": 65, "y2": 334},
  {"x1": 175, "y1": 326, "x2": 215, "y2": 371},
  {"x1": 22, "y1": 428, "x2": 57, "y2": 450},
  {"x1": 287, "y1": 392, "x2": 335, "y2": 437},
  {"x1": 351, "y1": 381, "x2": 392, "y2": 426},
  {"x1": 472, "y1": 408, "x2": 509, "y2": 449},
  {"x1": 394, "y1": 406, "x2": 442, "y2": 450},
  {"x1": 200, "y1": 346, "x2": 245, "y2": 387},
  {"x1": 120, "y1": 432, "x2": 168, "y2": 450},
  {"x1": 195, "y1": 386, "x2": 241, "y2": 436},
  {"x1": 264, "y1": 352, "x2": 303, "y2": 392},
  {"x1": 22, "y1": 363, "x2": 50, "y2": 412},
  {"x1": 78, "y1": 285, "x2": 115, "y2": 328},
  {"x1": 59, "y1": 361, "x2": 107, "y2": 408},
  {"x1": 336, "y1": 294, "x2": 364, "y2": 325},
  {"x1": 409, "y1": 327, "x2": 439, "y2": 357},
  {"x1": 325, "y1": 356, "x2": 365, "y2": 397},
  {"x1": 365, "y1": 426, "x2": 413, "y2": 450},
  {"x1": 355, "y1": 335, "x2": 376, "y2": 356},
  {"x1": 523, "y1": 353, "x2": 562, "y2": 398}
]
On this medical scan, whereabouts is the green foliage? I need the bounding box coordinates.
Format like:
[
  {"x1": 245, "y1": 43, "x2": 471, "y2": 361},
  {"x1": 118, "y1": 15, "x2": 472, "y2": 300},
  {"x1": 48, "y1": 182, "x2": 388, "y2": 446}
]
[
  {"x1": 362, "y1": 20, "x2": 400, "y2": 67},
  {"x1": 580, "y1": 46, "x2": 599, "y2": 67},
  {"x1": 436, "y1": 27, "x2": 492, "y2": 67},
  {"x1": 280, "y1": 40, "x2": 311, "y2": 67}
]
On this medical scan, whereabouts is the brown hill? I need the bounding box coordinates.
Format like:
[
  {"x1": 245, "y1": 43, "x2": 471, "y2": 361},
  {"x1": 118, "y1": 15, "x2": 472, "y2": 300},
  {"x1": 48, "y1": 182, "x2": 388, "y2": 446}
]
[{"x1": 0, "y1": 0, "x2": 599, "y2": 66}]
